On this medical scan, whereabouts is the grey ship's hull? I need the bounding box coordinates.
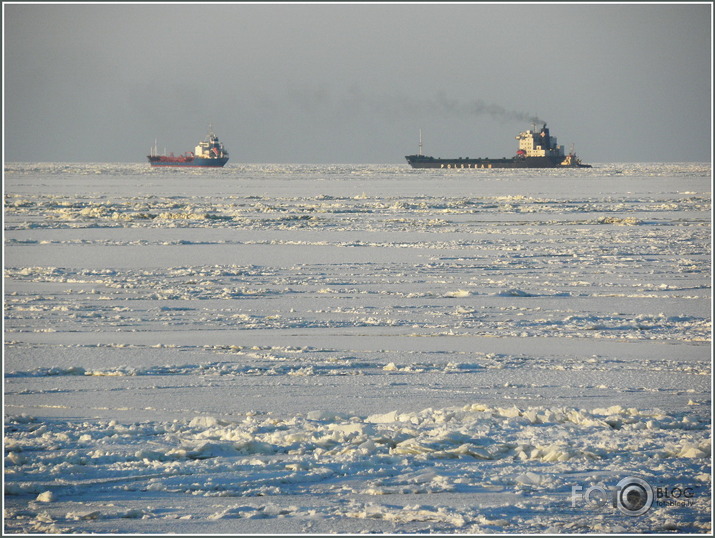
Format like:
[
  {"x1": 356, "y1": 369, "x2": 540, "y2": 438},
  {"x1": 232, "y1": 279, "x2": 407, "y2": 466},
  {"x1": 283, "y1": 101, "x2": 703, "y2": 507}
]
[{"x1": 405, "y1": 155, "x2": 591, "y2": 169}]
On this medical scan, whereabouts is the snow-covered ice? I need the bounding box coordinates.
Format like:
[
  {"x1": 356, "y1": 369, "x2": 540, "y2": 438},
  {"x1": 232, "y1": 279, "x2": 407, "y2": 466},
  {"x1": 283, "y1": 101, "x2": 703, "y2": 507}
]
[{"x1": 3, "y1": 162, "x2": 712, "y2": 533}]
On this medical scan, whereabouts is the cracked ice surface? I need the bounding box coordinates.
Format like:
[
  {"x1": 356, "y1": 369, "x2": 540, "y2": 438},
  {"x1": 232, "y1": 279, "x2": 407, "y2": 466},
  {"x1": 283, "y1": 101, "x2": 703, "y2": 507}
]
[{"x1": 4, "y1": 162, "x2": 711, "y2": 533}]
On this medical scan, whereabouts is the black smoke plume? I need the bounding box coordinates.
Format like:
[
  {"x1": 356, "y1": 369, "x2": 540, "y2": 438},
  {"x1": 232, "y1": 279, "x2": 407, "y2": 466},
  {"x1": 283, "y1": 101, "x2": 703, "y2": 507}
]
[{"x1": 289, "y1": 87, "x2": 542, "y2": 126}]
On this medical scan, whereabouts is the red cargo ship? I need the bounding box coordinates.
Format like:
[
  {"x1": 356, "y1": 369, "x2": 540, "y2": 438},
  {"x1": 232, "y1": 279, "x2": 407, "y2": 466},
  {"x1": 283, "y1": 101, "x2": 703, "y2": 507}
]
[{"x1": 148, "y1": 127, "x2": 229, "y2": 167}]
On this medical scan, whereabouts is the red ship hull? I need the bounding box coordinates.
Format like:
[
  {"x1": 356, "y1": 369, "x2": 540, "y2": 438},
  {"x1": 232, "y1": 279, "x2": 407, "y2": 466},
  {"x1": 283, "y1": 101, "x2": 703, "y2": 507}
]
[{"x1": 147, "y1": 155, "x2": 229, "y2": 167}]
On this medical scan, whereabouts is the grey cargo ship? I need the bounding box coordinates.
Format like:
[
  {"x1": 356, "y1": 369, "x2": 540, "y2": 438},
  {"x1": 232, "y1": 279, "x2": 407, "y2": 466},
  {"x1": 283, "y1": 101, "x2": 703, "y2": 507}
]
[{"x1": 406, "y1": 123, "x2": 591, "y2": 169}]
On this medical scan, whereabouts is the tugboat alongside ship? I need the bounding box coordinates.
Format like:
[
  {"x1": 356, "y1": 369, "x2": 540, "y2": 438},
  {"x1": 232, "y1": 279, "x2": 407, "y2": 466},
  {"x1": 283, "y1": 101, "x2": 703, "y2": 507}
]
[
  {"x1": 405, "y1": 123, "x2": 591, "y2": 169},
  {"x1": 148, "y1": 127, "x2": 229, "y2": 167}
]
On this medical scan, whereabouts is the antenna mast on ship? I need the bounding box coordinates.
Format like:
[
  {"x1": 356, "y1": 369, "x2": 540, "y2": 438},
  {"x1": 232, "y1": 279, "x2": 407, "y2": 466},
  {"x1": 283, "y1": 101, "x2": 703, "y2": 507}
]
[{"x1": 418, "y1": 129, "x2": 423, "y2": 156}]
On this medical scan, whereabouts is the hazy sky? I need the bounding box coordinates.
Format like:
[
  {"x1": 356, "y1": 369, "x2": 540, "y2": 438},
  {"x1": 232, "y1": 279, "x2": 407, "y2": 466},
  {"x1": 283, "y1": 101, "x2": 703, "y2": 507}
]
[{"x1": 3, "y1": 2, "x2": 712, "y2": 163}]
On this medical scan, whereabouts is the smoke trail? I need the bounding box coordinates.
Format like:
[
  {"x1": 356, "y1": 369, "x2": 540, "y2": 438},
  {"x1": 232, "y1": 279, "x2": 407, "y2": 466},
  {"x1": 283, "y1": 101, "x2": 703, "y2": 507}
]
[
  {"x1": 289, "y1": 87, "x2": 542, "y2": 125},
  {"x1": 430, "y1": 93, "x2": 542, "y2": 124}
]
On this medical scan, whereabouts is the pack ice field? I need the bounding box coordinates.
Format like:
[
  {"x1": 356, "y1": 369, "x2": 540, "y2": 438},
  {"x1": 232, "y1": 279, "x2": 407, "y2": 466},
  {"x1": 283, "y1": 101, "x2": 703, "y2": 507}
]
[{"x1": 3, "y1": 162, "x2": 711, "y2": 533}]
